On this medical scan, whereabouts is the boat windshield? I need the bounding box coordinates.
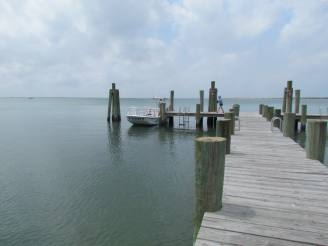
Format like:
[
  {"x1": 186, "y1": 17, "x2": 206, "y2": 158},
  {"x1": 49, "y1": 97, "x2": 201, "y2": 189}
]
[{"x1": 127, "y1": 107, "x2": 159, "y2": 117}]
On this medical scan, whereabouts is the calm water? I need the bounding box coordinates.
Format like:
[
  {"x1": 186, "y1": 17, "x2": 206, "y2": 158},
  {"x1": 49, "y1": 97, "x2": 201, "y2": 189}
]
[{"x1": 0, "y1": 97, "x2": 327, "y2": 246}]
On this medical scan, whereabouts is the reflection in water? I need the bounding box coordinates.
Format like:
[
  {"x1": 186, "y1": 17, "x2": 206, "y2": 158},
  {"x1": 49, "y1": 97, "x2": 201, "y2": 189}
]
[{"x1": 107, "y1": 122, "x2": 122, "y2": 163}]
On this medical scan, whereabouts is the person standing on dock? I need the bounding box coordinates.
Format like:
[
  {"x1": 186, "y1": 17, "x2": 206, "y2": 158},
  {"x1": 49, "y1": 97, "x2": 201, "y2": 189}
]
[{"x1": 217, "y1": 96, "x2": 224, "y2": 113}]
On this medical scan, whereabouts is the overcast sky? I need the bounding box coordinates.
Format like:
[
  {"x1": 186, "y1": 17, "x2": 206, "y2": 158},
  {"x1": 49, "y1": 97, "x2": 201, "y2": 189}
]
[{"x1": 0, "y1": 0, "x2": 328, "y2": 98}]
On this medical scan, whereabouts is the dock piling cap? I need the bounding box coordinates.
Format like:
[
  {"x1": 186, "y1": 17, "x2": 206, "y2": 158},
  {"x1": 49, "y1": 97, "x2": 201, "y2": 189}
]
[{"x1": 195, "y1": 137, "x2": 226, "y2": 143}]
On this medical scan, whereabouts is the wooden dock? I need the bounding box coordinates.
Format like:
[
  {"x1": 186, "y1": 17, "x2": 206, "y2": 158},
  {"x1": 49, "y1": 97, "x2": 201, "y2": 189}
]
[
  {"x1": 165, "y1": 111, "x2": 224, "y2": 117},
  {"x1": 195, "y1": 112, "x2": 328, "y2": 245}
]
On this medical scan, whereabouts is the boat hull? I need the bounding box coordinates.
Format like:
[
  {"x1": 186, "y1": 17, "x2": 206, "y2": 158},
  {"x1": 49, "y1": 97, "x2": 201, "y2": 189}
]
[{"x1": 127, "y1": 116, "x2": 159, "y2": 126}]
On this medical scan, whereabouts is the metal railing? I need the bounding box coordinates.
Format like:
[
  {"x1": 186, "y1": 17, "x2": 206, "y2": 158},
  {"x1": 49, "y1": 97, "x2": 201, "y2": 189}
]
[
  {"x1": 235, "y1": 116, "x2": 241, "y2": 131},
  {"x1": 126, "y1": 107, "x2": 159, "y2": 117},
  {"x1": 271, "y1": 117, "x2": 282, "y2": 132}
]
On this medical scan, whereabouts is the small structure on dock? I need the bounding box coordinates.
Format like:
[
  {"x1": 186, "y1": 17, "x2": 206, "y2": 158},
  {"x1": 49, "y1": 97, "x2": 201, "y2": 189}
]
[{"x1": 164, "y1": 81, "x2": 226, "y2": 129}]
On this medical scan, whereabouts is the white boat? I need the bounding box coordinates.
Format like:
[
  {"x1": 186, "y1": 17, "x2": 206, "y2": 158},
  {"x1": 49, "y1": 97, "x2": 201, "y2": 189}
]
[{"x1": 126, "y1": 107, "x2": 160, "y2": 126}]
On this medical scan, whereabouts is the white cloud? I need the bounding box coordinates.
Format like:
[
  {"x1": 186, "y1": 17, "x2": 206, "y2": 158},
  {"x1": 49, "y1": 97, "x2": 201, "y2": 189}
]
[{"x1": 0, "y1": 0, "x2": 327, "y2": 97}]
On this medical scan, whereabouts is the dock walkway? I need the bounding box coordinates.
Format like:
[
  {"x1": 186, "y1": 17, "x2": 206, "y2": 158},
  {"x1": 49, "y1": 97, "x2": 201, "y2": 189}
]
[{"x1": 196, "y1": 112, "x2": 328, "y2": 245}]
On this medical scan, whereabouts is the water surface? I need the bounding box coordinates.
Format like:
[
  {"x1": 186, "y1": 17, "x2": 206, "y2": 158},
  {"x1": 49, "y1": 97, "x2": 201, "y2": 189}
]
[{"x1": 0, "y1": 97, "x2": 327, "y2": 246}]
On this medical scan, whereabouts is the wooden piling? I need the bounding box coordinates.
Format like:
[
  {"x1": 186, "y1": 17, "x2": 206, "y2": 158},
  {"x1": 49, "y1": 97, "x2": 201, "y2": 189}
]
[
  {"x1": 259, "y1": 104, "x2": 264, "y2": 115},
  {"x1": 200, "y1": 90, "x2": 204, "y2": 112},
  {"x1": 200, "y1": 90, "x2": 204, "y2": 126},
  {"x1": 107, "y1": 88, "x2": 112, "y2": 122},
  {"x1": 112, "y1": 89, "x2": 121, "y2": 121},
  {"x1": 168, "y1": 90, "x2": 174, "y2": 127},
  {"x1": 286, "y1": 81, "x2": 293, "y2": 113},
  {"x1": 159, "y1": 102, "x2": 167, "y2": 126},
  {"x1": 224, "y1": 112, "x2": 235, "y2": 135},
  {"x1": 169, "y1": 90, "x2": 174, "y2": 111},
  {"x1": 267, "y1": 106, "x2": 274, "y2": 121},
  {"x1": 195, "y1": 136, "x2": 226, "y2": 211},
  {"x1": 295, "y1": 89, "x2": 300, "y2": 114},
  {"x1": 282, "y1": 87, "x2": 287, "y2": 113},
  {"x1": 273, "y1": 109, "x2": 282, "y2": 128},
  {"x1": 194, "y1": 137, "x2": 226, "y2": 241},
  {"x1": 263, "y1": 105, "x2": 268, "y2": 119},
  {"x1": 107, "y1": 83, "x2": 121, "y2": 122},
  {"x1": 196, "y1": 104, "x2": 202, "y2": 128},
  {"x1": 216, "y1": 119, "x2": 231, "y2": 154},
  {"x1": 282, "y1": 112, "x2": 296, "y2": 138},
  {"x1": 301, "y1": 105, "x2": 307, "y2": 131},
  {"x1": 232, "y1": 104, "x2": 240, "y2": 117},
  {"x1": 306, "y1": 120, "x2": 327, "y2": 163},
  {"x1": 207, "y1": 81, "x2": 218, "y2": 127}
]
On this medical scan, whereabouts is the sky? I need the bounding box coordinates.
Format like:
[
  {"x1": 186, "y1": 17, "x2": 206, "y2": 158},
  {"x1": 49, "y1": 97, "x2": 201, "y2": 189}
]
[{"x1": 0, "y1": 0, "x2": 328, "y2": 98}]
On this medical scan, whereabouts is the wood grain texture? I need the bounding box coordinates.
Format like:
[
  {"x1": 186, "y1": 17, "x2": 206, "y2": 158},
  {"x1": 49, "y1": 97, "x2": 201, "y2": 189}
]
[{"x1": 195, "y1": 112, "x2": 328, "y2": 245}]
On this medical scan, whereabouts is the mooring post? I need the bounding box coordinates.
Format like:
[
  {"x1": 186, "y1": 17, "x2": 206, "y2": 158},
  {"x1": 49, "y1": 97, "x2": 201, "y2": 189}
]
[
  {"x1": 286, "y1": 81, "x2": 293, "y2": 113},
  {"x1": 107, "y1": 88, "x2": 112, "y2": 123},
  {"x1": 263, "y1": 105, "x2": 268, "y2": 119},
  {"x1": 169, "y1": 90, "x2": 174, "y2": 111},
  {"x1": 116, "y1": 90, "x2": 121, "y2": 121},
  {"x1": 300, "y1": 105, "x2": 307, "y2": 131},
  {"x1": 282, "y1": 112, "x2": 296, "y2": 137},
  {"x1": 207, "y1": 81, "x2": 218, "y2": 127},
  {"x1": 200, "y1": 90, "x2": 204, "y2": 126},
  {"x1": 168, "y1": 90, "x2": 174, "y2": 127},
  {"x1": 112, "y1": 89, "x2": 121, "y2": 121},
  {"x1": 194, "y1": 137, "x2": 226, "y2": 241},
  {"x1": 282, "y1": 87, "x2": 287, "y2": 113},
  {"x1": 200, "y1": 90, "x2": 204, "y2": 112},
  {"x1": 232, "y1": 104, "x2": 240, "y2": 117},
  {"x1": 267, "y1": 106, "x2": 274, "y2": 121},
  {"x1": 273, "y1": 109, "x2": 282, "y2": 128},
  {"x1": 159, "y1": 102, "x2": 167, "y2": 126},
  {"x1": 196, "y1": 104, "x2": 202, "y2": 128},
  {"x1": 216, "y1": 119, "x2": 231, "y2": 154},
  {"x1": 259, "y1": 104, "x2": 264, "y2": 115},
  {"x1": 224, "y1": 112, "x2": 235, "y2": 135},
  {"x1": 306, "y1": 120, "x2": 327, "y2": 163},
  {"x1": 295, "y1": 89, "x2": 300, "y2": 114},
  {"x1": 108, "y1": 83, "x2": 121, "y2": 122}
]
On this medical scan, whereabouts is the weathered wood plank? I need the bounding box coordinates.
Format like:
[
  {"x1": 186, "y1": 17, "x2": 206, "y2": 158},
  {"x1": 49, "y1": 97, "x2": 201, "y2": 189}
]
[{"x1": 195, "y1": 112, "x2": 328, "y2": 245}]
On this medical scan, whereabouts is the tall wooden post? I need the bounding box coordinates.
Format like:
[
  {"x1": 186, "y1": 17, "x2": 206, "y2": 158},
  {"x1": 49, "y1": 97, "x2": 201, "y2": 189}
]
[
  {"x1": 159, "y1": 102, "x2": 167, "y2": 126},
  {"x1": 263, "y1": 105, "x2": 268, "y2": 119},
  {"x1": 301, "y1": 105, "x2": 307, "y2": 131},
  {"x1": 282, "y1": 112, "x2": 296, "y2": 137},
  {"x1": 107, "y1": 89, "x2": 112, "y2": 123},
  {"x1": 282, "y1": 87, "x2": 287, "y2": 113},
  {"x1": 200, "y1": 90, "x2": 204, "y2": 112},
  {"x1": 200, "y1": 90, "x2": 204, "y2": 126},
  {"x1": 168, "y1": 90, "x2": 174, "y2": 127},
  {"x1": 286, "y1": 81, "x2": 293, "y2": 113},
  {"x1": 108, "y1": 83, "x2": 121, "y2": 122},
  {"x1": 295, "y1": 89, "x2": 300, "y2": 114},
  {"x1": 224, "y1": 112, "x2": 235, "y2": 135},
  {"x1": 216, "y1": 119, "x2": 231, "y2": 154},
  {"x1": 306, "y1": 120, "x2": 327, "y2": 163},
  {"x1": 169, "y1": 90, "x2": 174, "y2": 111},
  {"x1": 207, "y1": 81, "x2": 218, "y2": 127},
  {"x1": 232, "y1": 104, "x2": 240, "y2": 117},
  {"x1": 196, "y1": 104, "x2": 202, "y2": 128},
  {"x1": 194, "y1": 137, "x2": 226, "y2": 241},
  {"x1": 259, "y1": 104, "x2": 264, "y2": 115},
  {"x1": 267, "y1": 106, "x2": 274, "y2": 121}
]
